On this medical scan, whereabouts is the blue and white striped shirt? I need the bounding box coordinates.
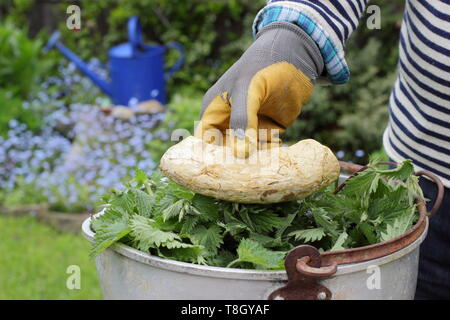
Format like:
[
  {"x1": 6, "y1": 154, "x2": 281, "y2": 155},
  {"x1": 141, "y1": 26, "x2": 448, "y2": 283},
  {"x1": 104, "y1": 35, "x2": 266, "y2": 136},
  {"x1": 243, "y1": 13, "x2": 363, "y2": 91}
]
[{"x1": 254, "y1": 0, "x2": 450, "y2": 187}]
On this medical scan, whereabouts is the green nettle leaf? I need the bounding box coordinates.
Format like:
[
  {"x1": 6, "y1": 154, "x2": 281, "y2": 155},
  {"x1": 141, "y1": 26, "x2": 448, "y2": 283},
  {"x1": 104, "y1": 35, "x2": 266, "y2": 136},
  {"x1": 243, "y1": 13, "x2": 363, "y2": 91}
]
[
  {"x1": 342, "y1": 170, "x2": 380, "y2": 196},
  {"x1": 248, "y1": 233, "x2": 290, "y2": 251},
  {"x1": 170, "y1": 181, "x2": 195, "y2": 200},
  {"x1": 376, "y1": 160, "x2": 414, "y2": 180},
  {"x1": 370, "y1": 182, "x2": 412, "y2": 222},
  {"x1": 159, "y1": 246, "x2": 207, "y2": 265},
  {"x1": 312, "y1": 208, "x2": 339, "y2": 237},
  {"x1": 222, "y1": 209, "x2": 251, "y2": 235},
  {"x1": 180, "y1": 215, "x2": 201, "y2": 235},
  {"x1": 380, "y1": 206, "x2": 417, "y2": 242},
  {"x1": 218, "y1": 220, "x2": 250, "y2": 237},
  {"x1": 274, "y1": 213, "x2": 298, "y2": 239},
  {"x1": 358, "y1": 222, "x2": 377, "y2": 244},
  {"x1": 162, "y1": 199, "x2": 186, "y2": 222},
  {"x1": 288, "y1": 228, "x2": 326, "y2": 243},
  {"x1": 208, "y1": 250, "x2": 237, "y2": 267},
  {"x1": 90, "y1": 161, "x2": 421, "y2": 269},
  {"x1": 330, "y1": 232, "x2": 348, "y2": 251},
  {"x1": 134, "y1": 189, "x2": 154, "y2": 217},
  {"x1": 190, "y1": 225, "x2": 223, "y2": 256},
  {"x1": 130, "y1": 215, "x2": 181, "y2": 251},
  {"x1": 367, "y1": 197, "x2": 392, "y2": 220},
  {"x1": 247, "y1": 209, "x2": 287, "y2": 234},
  {"x1": 110, "y1": 192, "x2": 136, "y2": 214},
  {"x1": 192, "y1": 194, "x2": 219, "y2": 220},
  {"x1": 236, "y1": 208, "x2": 254, "y2": 230},
  {"x1": 90, "y1": 208, "x2": 132, "y2": 258},
  {"x1": 372, "y1": 178, "x2": 392, "y2": 199},
  {"x1": 228, "y1": 239, "x2": 286, "y2": 270},
  {"x1": 134, "y1": 168, "x2": 148, "y2": 186},
  {"x1": 406, "y1": 175, "x2": 424, "y2": 203}
]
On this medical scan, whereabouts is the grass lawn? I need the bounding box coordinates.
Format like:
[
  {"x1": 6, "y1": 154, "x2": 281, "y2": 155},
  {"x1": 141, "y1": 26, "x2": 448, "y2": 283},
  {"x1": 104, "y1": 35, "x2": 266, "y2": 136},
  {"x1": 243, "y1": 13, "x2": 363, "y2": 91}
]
[{"x1": 0, "y1": 216, "x2": 102, "y2": 299}]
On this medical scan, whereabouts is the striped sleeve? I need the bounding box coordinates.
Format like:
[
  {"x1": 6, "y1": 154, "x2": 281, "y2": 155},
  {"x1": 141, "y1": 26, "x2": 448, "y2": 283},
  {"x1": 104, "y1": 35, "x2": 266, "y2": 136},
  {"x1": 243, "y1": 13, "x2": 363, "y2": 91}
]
[
  {"x1": 383, "y1": 0, "x2": 450, "y2": 187},
  {"x1": 253, "y1": 0, "x2": 370, "y2": 84}
]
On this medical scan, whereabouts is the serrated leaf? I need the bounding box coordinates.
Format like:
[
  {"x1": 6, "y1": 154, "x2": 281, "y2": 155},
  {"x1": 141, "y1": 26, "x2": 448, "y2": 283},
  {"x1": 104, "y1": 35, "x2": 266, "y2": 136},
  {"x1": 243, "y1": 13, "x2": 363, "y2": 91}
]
[
  {"x1": 274, "y1": 213, "x2": 297, "y2": 239},
  {"x1": 218, "y1": 220, "x2": 250, "y2": 237},
  {"x1": 163, "y1": 239, "x2": 200, "y2": 249},
  {"x1": 208, "y1": 250, "x2": 237, "y2": 267},
  {"x1": 343, "y1": 170, "x2": 380, "y2": 196},
  {"x1": 162, "y1": 199, "x2": 185, "y2": 222},
  {"x1": 312, "y1": 208, "x2": 339, "y2": 237},
  {"x1": 330, "y1": 231, "x2": 348, "y2": 251},
  {"x1": 190, "y1": 225, "x2": 223, "y2": 256},
  {"x1": 231, "y1": 239, "x2": 286, "y2": 270},
  {"x1": 169, "y1": 181, "x2": 195, "y2": 200},
  {"x1": 222, "y1": 209, "x2": 251, "y2": 236},
  {"x1": 158, "y1": 245, "x2": 206, "y2": 265},
  {"x1": 288, "y1": 228, "x2": 326, "y2": 243},
  {"x1": 375, "y1": 160, "x2": 414, "y2": 180},
  {"x1": 380, "y1": 206, "x2": 417, "y2": 242},
  {"x1": 406, "y1": 175, "x2": 424, "y2": 203},
  {"x1": 180, "y1": 215, "x2": 200, "y2": 234},
  {"x1": 92, "y1": 158, "x2": 422, "y2": 268},
  {"x1": 130, "y1": 215, "x2": 181, "y2": 251},
  {"x1": 134, "y1": 189, "x2": 154, "y2": 217},
  {"x1": 134, "y1": 168, "x2": 148, "y2": 186},
  {"x1": 90, "y1": 208, "x2": 131, "y2": 258},
  {"x1": 248, "y1": 233, "x2": 285, "y2": 249},
  {"x1": 110, "y1": 191, "x2": 136, "y2": 214},
  {"x1": 192, "y1": 194, "x2": 219, "y2": 221},
  {"x1": 372, "y1": 177, "x2": 392, "y2": 199},
  {"x1": 247, "y1": 209, "x2": 287, "y2": 233},
  {"x1": 358, "y1": 222, "x2": 377, "y2": 244}
]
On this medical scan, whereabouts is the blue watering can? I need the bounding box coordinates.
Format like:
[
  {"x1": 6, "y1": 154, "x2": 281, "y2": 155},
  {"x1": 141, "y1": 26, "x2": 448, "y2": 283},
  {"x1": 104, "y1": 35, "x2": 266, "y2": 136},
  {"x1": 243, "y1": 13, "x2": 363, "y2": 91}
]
[{"x1": 45, "y1": 16, "x2": 185, "y2": 106}]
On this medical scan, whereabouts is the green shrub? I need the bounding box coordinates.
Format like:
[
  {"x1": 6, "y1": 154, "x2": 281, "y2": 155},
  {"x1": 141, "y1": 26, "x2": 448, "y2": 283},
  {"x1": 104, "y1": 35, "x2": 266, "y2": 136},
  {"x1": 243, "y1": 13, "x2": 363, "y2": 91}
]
[
  {"x1": 0, "y1": 177, "x2": 47, "y2": 208},
  {"x1": 0, "y1": 18, "x2": 58, "y2": 135},
  {"x1": 54, "y1": 0, "x2": 265, "y2": 94},
  {"x1": 0, "y1": 21, "x2": 50, "y2": 98}
]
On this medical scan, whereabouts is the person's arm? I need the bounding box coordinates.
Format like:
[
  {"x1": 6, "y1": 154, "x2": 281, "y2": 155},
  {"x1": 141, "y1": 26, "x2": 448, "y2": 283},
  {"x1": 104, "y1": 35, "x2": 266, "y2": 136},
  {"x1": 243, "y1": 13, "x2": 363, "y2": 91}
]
[
  {"x1": 254, "y1": 0, "x2": 370, "y2": 84},
  {"x1": 196, "y1": 0, "x2": 370, "y2": 158}
]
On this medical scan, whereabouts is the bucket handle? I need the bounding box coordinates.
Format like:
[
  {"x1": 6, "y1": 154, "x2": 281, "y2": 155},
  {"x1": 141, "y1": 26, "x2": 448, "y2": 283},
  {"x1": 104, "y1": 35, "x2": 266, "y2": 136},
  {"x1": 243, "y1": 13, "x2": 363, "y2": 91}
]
[
  {"x1": 128, "y1": 16, "x2": 144, "y2": 54},
  {"x1": 415, "y1": 170, "x2": 444, "y2": 217},
  {"x1": 268, "y1": 245, "x2": 335, "y2": 300},
  {"x1": 164, "y1": 42, "x2": 185, "y2": 80},
  {"x1": 337, "y1": 161, "x2": 444, "y2": 217}
]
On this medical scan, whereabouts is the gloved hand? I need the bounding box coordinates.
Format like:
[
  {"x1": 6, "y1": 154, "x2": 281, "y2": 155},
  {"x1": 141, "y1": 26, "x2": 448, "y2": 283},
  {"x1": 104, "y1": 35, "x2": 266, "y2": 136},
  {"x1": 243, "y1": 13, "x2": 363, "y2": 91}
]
[{"x1": 195, "y1": 21, "x2": 324, "y2": 158}]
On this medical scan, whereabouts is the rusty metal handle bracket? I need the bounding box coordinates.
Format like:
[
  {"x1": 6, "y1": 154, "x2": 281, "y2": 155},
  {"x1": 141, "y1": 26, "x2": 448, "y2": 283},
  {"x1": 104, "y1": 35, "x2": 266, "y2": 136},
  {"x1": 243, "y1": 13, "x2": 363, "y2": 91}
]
[
  {"x1": 268, "y1": 245, "x2": 337, "y2": 300},
  {"x1": 296, "y1": 256, "x2": 338, "y2": 278}
]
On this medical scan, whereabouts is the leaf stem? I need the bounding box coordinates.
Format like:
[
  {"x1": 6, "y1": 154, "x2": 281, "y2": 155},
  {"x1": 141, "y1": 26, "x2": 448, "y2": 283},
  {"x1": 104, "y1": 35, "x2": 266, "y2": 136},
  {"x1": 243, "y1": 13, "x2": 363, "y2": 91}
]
[
  {"x1": 226, "y1": 259, "x2": 241, "y2": 268},
  {"x1": 145, "y1": 183, "x2": 153, "y2": 195}
]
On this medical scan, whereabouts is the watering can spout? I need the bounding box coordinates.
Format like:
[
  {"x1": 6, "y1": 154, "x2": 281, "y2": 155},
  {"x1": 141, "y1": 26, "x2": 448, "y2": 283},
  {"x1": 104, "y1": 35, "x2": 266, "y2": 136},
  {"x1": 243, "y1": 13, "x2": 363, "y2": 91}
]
[
  {"x1": 45, "y1": 31, "x2": 113, "y2": 97},
  {"x1": 45, "y1": 17, "x2": 185, "y2": 106}
]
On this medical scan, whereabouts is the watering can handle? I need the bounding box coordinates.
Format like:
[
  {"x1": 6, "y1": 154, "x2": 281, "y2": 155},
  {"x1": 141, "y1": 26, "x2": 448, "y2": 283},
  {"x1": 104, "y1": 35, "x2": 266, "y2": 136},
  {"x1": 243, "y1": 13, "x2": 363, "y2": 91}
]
[
  {"x1": 128, "y1": 16, "x2": 144, "y2": 53},
  {"x1": 164, "y1": 42, "x2": 185, "y2": 80}
]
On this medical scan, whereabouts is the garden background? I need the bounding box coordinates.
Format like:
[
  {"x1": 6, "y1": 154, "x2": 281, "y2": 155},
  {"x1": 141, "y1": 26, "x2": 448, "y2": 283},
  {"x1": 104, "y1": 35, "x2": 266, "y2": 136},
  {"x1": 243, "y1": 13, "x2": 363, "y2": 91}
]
[{"x1": 0, "y1": 0, "x2": 403, "y2": 299}]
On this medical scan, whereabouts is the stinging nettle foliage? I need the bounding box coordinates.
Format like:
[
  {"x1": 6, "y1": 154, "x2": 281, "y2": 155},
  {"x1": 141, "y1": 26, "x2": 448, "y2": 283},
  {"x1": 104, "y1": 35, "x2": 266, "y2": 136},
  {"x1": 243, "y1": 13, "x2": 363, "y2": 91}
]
[{"x1": 91, "y1": 160, "x2": 422, "y2": 270}]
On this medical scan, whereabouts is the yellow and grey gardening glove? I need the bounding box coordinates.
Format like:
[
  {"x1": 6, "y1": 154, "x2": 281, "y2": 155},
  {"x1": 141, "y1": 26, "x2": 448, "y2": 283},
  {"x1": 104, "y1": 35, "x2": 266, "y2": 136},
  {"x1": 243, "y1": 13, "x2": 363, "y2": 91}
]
[{"x1": 195, "y1": 22, "x2": 324, "y2": 158}]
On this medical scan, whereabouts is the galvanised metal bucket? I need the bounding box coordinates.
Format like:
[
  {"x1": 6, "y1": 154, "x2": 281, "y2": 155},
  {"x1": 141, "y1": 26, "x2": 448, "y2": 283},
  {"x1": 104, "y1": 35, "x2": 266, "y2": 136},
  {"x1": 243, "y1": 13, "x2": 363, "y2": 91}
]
[
  {"x1": 82, "y1": 217, "x2": 427, "y2": 300},
  {"x1": 82, "y1": 164, "x2": 443, "y2": 300}
]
